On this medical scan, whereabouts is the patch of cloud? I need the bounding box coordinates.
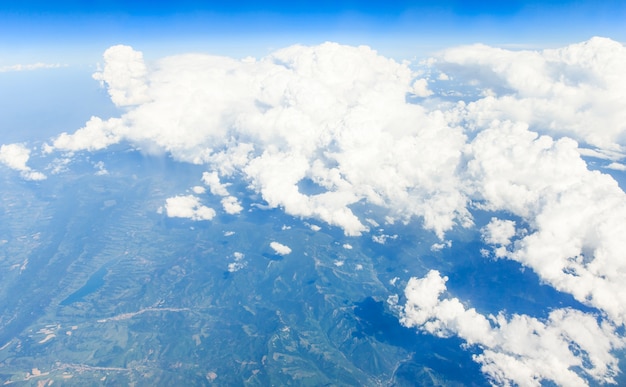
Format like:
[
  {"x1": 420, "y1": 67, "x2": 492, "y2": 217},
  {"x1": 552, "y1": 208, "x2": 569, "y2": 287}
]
[
  {"x1": 192, "y1": 185, "x2": 206, "y2": 194},
  {"x1": 397, "y1": 270, "x2": 624, "y2": 386},
  {"x1": 465, "y1": 120, "x2": 626, "y2": 325},
  {"x1": 221, "y1": 196, "x2": 243, "y2": 214},
  {"x1": 372, "y1": 233, "x2": 397, "y2": 245},
  {"x1": 481, "y1": 217, "x2": 516, "y2": 257},
  {"x1": 227, "y1": 251, "x2": 246, "y2": 272},
  {"x1": 92, "y1": 45, "x2": 151, "y2": 106},
  {"x1": 605, "y1": 162, "x2": 626, "y2": 171},
  {"x1": 270, "y1": 241, "x2": 292, "y2": 256},
  {"x1": 434, "y1": 37, "x2": 626, "y2": 154},
  {"x1": 411, "y1": 78, "x2": 432, "y2": 97},
  {"x1": 430, "y1": 240, "x2": 451, "y2": 251},
  {"x1": 93, "y1": 161, "x2": 109, "y2": 176},
  {"x1": 0, "y1": 62, "x2": 65, "y2": 73},
  {"x1": 0, "y1": 143, "x2": 46, "y2": 181},
  {"x1": 45, "y1": 42, "x2": 471, "y2": 238},
  {"x1": 481, "y1": 218, "x2": 516, "y2": 246},
  {"x1": 202, "y1": 171, "x2": 230, "y2": 196},
  {"x1": 50, "y1": 116, "x2": 124, "y2": 152},
  {"x1": 162, "y1": 195, "x2": 216, "y2": 221},
  {"x1": 36, "y1": 39, "x2": 626, "y2": 382}
]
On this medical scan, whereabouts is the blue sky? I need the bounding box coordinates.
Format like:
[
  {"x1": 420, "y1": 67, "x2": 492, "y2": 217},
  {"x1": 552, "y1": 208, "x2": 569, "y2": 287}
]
[{"x1": 1, "y1": 0, "x2": 625, "y2": 63}]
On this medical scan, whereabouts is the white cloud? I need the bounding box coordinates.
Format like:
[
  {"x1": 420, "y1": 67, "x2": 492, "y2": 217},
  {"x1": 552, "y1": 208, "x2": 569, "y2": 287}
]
[
  {"x1": 51, "y1": 116, "x2": 124, "y2": 152},
  {"x1": 192, "y1": 185, "x2": 206, "y2": 194},
  {"x1": 37, "y1": 39, "x2": 626, "y2": 382},
  {"x1": 221, "y1": 196, "x2": 243, "y2": 214},
  {"x1": 481, "y1": 218, "x2": 516, "y2": 246},
  {"x1": 270, "y1": 241, "x2": 292, "y2": 256},
  {"x1": 605, "y1": 162, "x2": 626, "y2": 171},
  {"x1": 92, "y1": 45, "x2": 151, "y2": 106},
  {"x1": 411, "y1": 78, "x2": 432, "y2": 97},
  {"x1": 434, "y1": 37, "x2": 626, "y2": 154},
  {"x1": 465, "y1": 120, "x2": 626, "y2": 325},
  {"x1": 94, "y1": 161, "x2": 109, "y2": 176},
  {"x1": 163, "y1": 195, "x2": 216, "y2": 221},
  {"x1": 227, "y1": 251, "x2": 246, "y2": 272},
  {"x1": 0, "y1": 62, "x2": 64, "y2": 73},
  {"x1": 0, "y1": 144, "x2": 31, "y2": 171},
  {"x1": 45, "y1": 42, "x2": 471, "y2": 238},
  {"x1": 430, "y1": 240, "x2": 451, "y2": 251},
  {"x1": 202, "y1": 171, "x2": 230, "y2": 196},
  {"x1": 398, "y1": 270, "x2": 624, "y2": 386},
  {"x1": 0, "y1": 143, "x2": 46, "y2": 181},
  {"x1": 372, "y1": 233, "x2": 397, "y2": 245}
]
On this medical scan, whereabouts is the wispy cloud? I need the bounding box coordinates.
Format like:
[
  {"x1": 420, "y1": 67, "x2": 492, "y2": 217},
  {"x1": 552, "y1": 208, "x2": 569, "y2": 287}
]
[{"x1": 0, "y1": 62, "x2": 66, "y2": 73}]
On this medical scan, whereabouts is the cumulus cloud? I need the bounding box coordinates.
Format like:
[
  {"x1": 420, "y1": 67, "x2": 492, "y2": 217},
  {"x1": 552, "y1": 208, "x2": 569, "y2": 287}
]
[
  {"x1": 92, "y1": 45, "x2": 151, "y2": 106},
  {"x1": 37, "y1": 39, "x2": 626, "y2": 383},
  {"x1": 0, "y1": 143, "x2": 46, "y2": 180},
  {"x1": 227, "y1": 251, "x2": 246, "y2": 272},
  {"x1": 270, "y1": 241, "x2": 292, "y2": 256},
  {"x1": 46, "y1": 42, "x2": 470, "y2": 237},
  {"x1": 192, "y1": 186, "x2": 205, "y2": 194},
  {"x1": 50, "y1": 116, "x2": 124, "y2": 152},
  {"x1": 482, "y1": 218, "x2": 516, "y2": 246},
  {"x1": 398, "y1": 270, "x2": 624, "y2": 386},
  {"x1": 481, "y1": 217, "x2": 516, "y2": 257},
  {"x1": 464, "y1": 120, "x2": 626, "y2": 325},
  {"x1": 221, "y1": 196, "x2": 243, "y2": 214},
  {"x1": 433, "y1": 37, "x2": 626, "y2": 154},
  {"x1": 163, "y1": 195, "x2": 216, "y2": 221},
  {"x1": 202, "y1": 171, "x2": 230, "y2": 196}
]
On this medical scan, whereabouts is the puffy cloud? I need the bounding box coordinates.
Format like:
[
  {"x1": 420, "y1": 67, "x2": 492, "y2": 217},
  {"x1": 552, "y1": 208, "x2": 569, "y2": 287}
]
[
  {"x1": 191, "y1": 186, "x2": 206, "y2": 194},
  {"x1": 399, "y1": 270, "x2": 624, "y2": 386},
  {"x1": 465, "y1": 120, "x2": 626, "y2": 325},
  {"x1": 482, "y1": 218, "x2": 516, "y2": 246},
  {"x1": 0, "y1": 144, "x2": 31, "y2": 171},
  {"x1": 411, "y1": 78, "x2": 432, "y2": 97},
  {"x1": 433, "y1": 37, "x2": 626, "y2": 154},
  {"x1": 270, "y1": 241, "x2": 292, "y2": 256},
  {"x1": 221, "y1": 196, "x2": 243, "y2": 214},
  {"x1": 227, "y1": 251, "x2": 246, "y2": 272},
  {"x1": 163, "y1": 195, "x2": 215, "y2": 221},
  {"x1": 17, "y1": 37, "x2": 626, "y2": 384},
  {"x1": 50, "y1": 116, "x2": 124, "y2": 152},
  {"x1": 46, "y1": 42, "x2": 470, "y2": 237},
  {"x1": 0, "y1": 143, "x2": 46, "y2": 181},
  {"x1": 92, "y1": 45, "x2": 151, "y2": 106},
  {"x1": 202, "y1": 171, "x2": 230, "y2": 196}
]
